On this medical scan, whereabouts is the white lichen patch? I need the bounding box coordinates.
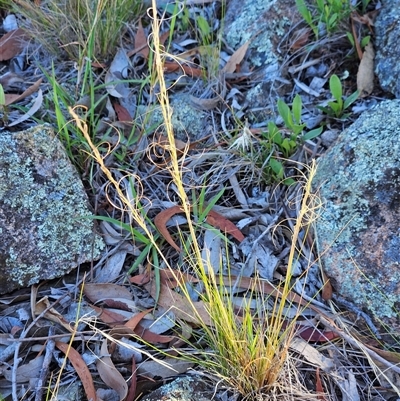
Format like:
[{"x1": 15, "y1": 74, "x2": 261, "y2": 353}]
[{"x1": 0, "y1": 125, "x2": 104, "y2": 293}]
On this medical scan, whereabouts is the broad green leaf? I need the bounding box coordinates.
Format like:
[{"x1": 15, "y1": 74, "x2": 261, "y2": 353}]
[
  {"x1": 295, "y1": 0, "x2": 306, "y2": 12},
  {"x1": 277, "y1": 99, "x2": 293, "y2": 129},
  {"x1": 317, "y1": 105, "x2": 332, "y2": 115},
  {"x1": 295, "y1": 0, "x2": 313, "y2": 24},
  {"x1": 303, "y1": 126, "x2": 323, "y2": 141},
  {"x1": 316, "y1": 0, "x2": 325, "y2": 12},
  {"x1": 332, "y1": 0, "x2": 347, "y2": 13},
  {"x1": 281, "y1": 138, "x2": 292, "y2": 153},
  {"x1": 268, "y1": 122, "x2": 282, "y2": 145},
  {"x1": 196, "y1": 15, "x2": 211, "y2": 38},
  {"x1": 268, "y1": 121, "x2": 279, "y2": 133},
  {"x1": 361, "y1": 35, "x2": 371, "y2": 48},
  {"x1": 323, "y1": 5, "x2": 330, "y2": 21},
  {"x1": 271, "y1": 135, "x2": 283, "y2": 146},
  {"x1": 339, "y1": 112, "x2": 352, "y2": 120},
  {"x1": 346, "y1": 32, "x2": 355, "y2": 47},
  {"x1": 283, "y1": 177, "x2": 296, "y2": 186},
  {"x1": 329, "y1": 74, "x2": 343, "y2": 103},
  {"x1": 292, "y1": 94, "x2": 302, "y2": 124},
  {"x1": 343, "y1": 90, "x2": 359, "y2": 109},
  {"x1": 292, "y1": 123, "x2": 306, "y2": 136},
  {"x1": 0, "y1": 84, "x2": 5, "y2": 106},
  {"x1": 327, "y1": 101, "x2": 340, "y2": 113},
  {"x1": 269, "y1": 158, "x2": 284, "y2": 179},
  {"x1": 328, "y1": 13, "x2": 338, "y2": 28}
]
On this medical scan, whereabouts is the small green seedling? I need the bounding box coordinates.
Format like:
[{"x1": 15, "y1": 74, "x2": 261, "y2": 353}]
[
  {"x1": 275, "y1": 94, "x2": 323, "y2": 152},
  {"x1": 319, "y1": 74, "x2": 359, "y2": 118},
  {"x1": 358, "y1": 0, "x2": 372, "y2": 13},
  {"x1": 0, "y1": 83, "x2": 9, "y2": 125},
  {"x1": 277, "y1": 94, "x2": 306, "y2": 137},
  {"x1": 347, "y1": 31, "x2": 371, "y2": 52},
  {"x1": 260, "y1": 94, "x2": 322, "y2": 184},
  {"x1": 296, "y1": 0, "x2": 351, "y2": 38},
  {"x1": 196, "y1": 15, "x2": 212, "y2": 45},
  {"x1": 232, "y1": 95, "x2": 322, "y2": 184},
  {"x1": 195, "y1": 14, "x2": 221, "y2": 79},
  {"x1": 0, "y1": 83, "x2": 5, "y2": 107},
  {"x1": 296, "y1": 0, "x2": 318, "y2": 36}
]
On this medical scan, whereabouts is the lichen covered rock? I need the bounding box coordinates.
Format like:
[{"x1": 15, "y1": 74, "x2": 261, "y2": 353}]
[
  {"x1": 375, "y1": 0, "x2": 400, "y2": 97},
  {"x1": 138, "y1": 93, "x2": 208, "y2": 142},
  {"x1": 0, "y1": 125, "x2": 104, "y2": 294},
  {"x1": 313, "y1": 100, "x2": 400, "y2": 326},
  {"x1": 224, "y1": 0, "x2": 296, "y2": 68},
  {"x1": 139, "y1": 375, "x2": 216, "y2": 401},
  {"x1": 223, "y1": 0, "x2": 301, "y2": 121}
]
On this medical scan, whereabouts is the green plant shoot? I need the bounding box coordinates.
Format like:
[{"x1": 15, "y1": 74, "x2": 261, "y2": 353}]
[
  {"x1": 319, "y1": 74, "x2": 359, "y2": 118},
  {"x1": 296, "y1": 0, "x2": 351, "y2": 38}
]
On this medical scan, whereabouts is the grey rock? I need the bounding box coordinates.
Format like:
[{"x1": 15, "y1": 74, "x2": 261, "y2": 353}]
[
  {"x1": 224, "y1": 0, "x2": 300, "y2": 119},
  {"x1": 55, "y1": 381, "x2": 83, "y2": 401},
  {"x1": 375, "y1": 0, "x2": 400, "y2": 97},
  {"x1": 0, "y1": 125, "x2": 104, "y2": 294},
  {"x1": 313, "y1": 100, "x2": 400, "y2": 327},
  {"x1": 320, "y1": 129, "x2": 340, "y2": 147},
  {"x1": 138, "y1": 93, "x2": 208, "y2": 142},
  {"x1": 224, "y1": 0, "x2": 297, "y2": 68},
  {"x1": 139, "y1": 375, "x2": 218, "y2": 401}
]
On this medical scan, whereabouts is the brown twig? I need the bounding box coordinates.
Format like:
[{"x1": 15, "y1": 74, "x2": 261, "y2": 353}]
[
  {"x1": 8, "y1": 331, "x2": 96, "y2": 342},
  {"x1": 318, "y1": 315, "x2": 400, "y2": 375},
  {"x1": 34, "y1": 326, "x2": 55, "y2": 401},
  {"x1": 11, "y1": 296, "x2": 65, "y2": 401}
]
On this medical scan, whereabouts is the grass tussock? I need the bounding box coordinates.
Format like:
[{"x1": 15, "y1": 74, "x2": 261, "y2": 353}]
[
  {"x1": 177, "y1": 161, "x2": 321, "y2": 398},
  {"x1": 12, "y1": 0, "x2": 143, "y2": 61},
  {"x1": 68, "y1": 2, "x2": 323, "y2": 398},
  {"x1": 32, "y1": 1, "x2": 399, "y2": 400},
  {"x1": 0, "y1": 0, "x2": 397, "y2": 399}
]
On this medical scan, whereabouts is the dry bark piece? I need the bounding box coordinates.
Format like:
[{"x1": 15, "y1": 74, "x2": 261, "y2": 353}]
[
  {"x1": 357, "y1": 42, "x2": 375, "y2": 97},
  {"x1": 0, "y1": 28, "x2": 27, "y2": 61}
]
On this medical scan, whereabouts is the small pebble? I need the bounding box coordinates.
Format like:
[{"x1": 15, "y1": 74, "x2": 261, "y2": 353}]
[
  {"x1": 3, "y1": 14, "x2": 18, "y2": 32},
  {"x1": 321, "y1": 129, "x2": 340, "y2": 147}
]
